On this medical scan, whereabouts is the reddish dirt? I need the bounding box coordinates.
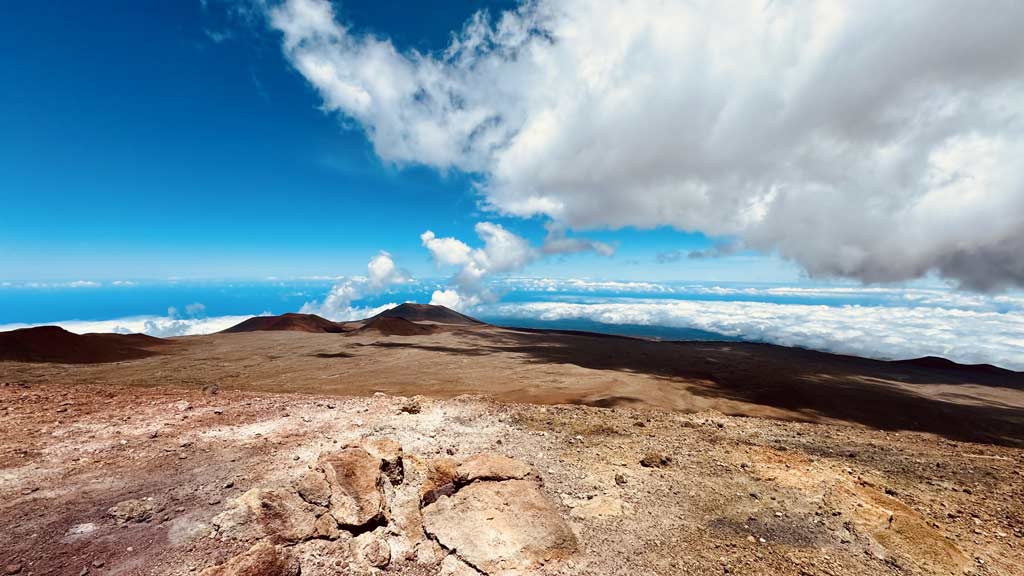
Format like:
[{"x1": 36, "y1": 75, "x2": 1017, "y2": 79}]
[
  {"x1": 1, "y1": 307, "x2": 1023, "y2": 574},
  {"x1": 0, "y1": 326, "x2": 169, "y2": 364},
  {"x1": 1, "y1": 381, "x2": 1021, "y2": 576},
  {"x1": 221, "y1": 313, "x2": 349, "y2": 334}
]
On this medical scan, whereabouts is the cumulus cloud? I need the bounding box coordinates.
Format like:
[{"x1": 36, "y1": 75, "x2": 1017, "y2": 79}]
[
  {"x1": 0, "y1": 315, "x2": 253, "y2": 338},
  {"x1": 422, "y1": 222, "x2": 536, "y2": 308},
  {"x1": 485, "y1": 299, "x2": 1024, "y2": 370},
  {"x1": 270, "y1": 0, "x2": 1024, "y2": 291},
  {"x1": 367, "y1": 251, "x2": 410, "y2": 289},
  {"x1": 300, "y1": 251, "x2": 410, "y2": 320}
]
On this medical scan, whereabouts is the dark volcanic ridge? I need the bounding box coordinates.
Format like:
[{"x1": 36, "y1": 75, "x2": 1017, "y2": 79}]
[
  {"x1": 371, "y1": 302, "x2": 484, "y2": 325},
  {"x1": 0, "y1": 326, "x2": 167, "y2": 364},
  {"x1": 892, "y1": 355, "x2": 1018, "y2": 376},
  {"x1": 222, "y1": 313, "x2": 349, "y2": 334}
]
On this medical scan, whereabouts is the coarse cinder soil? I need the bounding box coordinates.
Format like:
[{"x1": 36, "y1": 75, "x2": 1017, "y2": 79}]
[{"x1": 1, "y1": 309, "x2": 1022, "y2": 575}]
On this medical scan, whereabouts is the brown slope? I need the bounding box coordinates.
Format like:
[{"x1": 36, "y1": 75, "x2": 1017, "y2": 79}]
[
  {"x1": 353, "y1": 316, "x2": 438, "y2": 336},
  {"x1": 371, "y1": 303, "x2": 483, "y2": 325},
  {"x1": 222, "y1": 313, "x2": 348, "y2": 334},
  {"x1": 0, "y1": 326, "x2": 167, "y2": 364}
]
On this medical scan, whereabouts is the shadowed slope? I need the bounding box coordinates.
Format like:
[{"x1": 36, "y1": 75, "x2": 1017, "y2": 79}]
[
  {"x1": 353, "y1": 316, "x2": 438, "y2": 336},
  {"x1": 222, "y1": 313, "x2": 348, "y2": 334},
  {"x1": 0, "y1": 326, "x2": 167, "y2": 364}
]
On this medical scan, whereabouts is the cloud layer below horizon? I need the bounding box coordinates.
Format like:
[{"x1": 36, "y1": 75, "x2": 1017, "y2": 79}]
[
  {"x1": 4, "y1": 279, "x2": 1022, "y2": 370},
  {"x1": 270, "y1": 0, "x2": 1024, "y2": 291}
]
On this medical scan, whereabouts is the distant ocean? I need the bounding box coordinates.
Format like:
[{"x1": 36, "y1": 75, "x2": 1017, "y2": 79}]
[{"x1": 1, "y1": 278, "x2": 1022, "y2": 370}]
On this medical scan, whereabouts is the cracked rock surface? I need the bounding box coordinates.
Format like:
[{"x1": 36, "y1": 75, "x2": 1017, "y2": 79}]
[
  {"x1": 423, "y1": 479, "x2": 578, "y2": 574},
  {"x1": 198, "y1": 541, "x2": 299, "y2": 576},
  {"x1": 203, "y1": 440, "x2": 574, "y2": 575}
]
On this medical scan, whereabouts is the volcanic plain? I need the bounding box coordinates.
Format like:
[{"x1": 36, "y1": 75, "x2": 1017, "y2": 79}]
[{"x1": 1, "y1": 304, "x2": 1022, "y2": 575}]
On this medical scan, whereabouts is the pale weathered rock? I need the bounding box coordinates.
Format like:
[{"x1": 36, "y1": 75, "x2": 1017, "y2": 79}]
[
  {"x1": 422, "y1": 479, "x2": 578, "y2": 574},
  {"x1": 420, "y1": 457, "x2": 458, "y2": 505},
  {"x1": 294, "y1": 469, "x2": 332, "y2": 507},
  {"x1": 438, "y1": 554, "x2": 478, "y2": 576},
  {"x1": 199, "y1": 541, "x2": 299, "y2": 576},
  {"x1": 455, "y1": 453, "x2": 535, "y2": 484},
  {"x1": 360, "y1": 437, "x2": 404, "y2": 484},
  {"x1": 313, "y1": 513, "x2": 341, "y2": 540},
  {"x1": 384, "y1": 455, "x2": 431, "y2": 546},
  {"x1": 319, "y1": 448, "x2": 385, "y2": 527},
  {"x1": 107, "y1": 498, "x2": 155, "y2": 523},
  {"x1": 357, "y1": 535, "x2": 391, "y2": 568},
  {"x1": 212, "y1": 488, "x2": 322, "y2": 543}
]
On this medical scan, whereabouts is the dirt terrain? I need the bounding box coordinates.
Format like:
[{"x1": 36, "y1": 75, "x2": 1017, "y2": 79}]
[{"x1": 1, "y1": 306, "x2": 1023, "y2": 575}]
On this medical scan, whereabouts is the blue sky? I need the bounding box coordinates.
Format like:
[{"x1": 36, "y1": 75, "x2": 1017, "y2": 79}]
[
  {"x1": 2, "y1": 1, "x2": 1022, "y2": 369},
  {"x1": 0, "y1": 0, "x2": 784, "y2": 283}
]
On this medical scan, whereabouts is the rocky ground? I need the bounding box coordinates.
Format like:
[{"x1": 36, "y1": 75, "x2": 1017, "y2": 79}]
[{"x1": 2, "y1": 379, "x2": 1022, "y2": 576}]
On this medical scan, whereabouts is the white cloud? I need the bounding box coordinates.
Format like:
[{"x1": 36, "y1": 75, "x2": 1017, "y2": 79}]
[
  {"x1": 68, "y1": 280, "x2": 101, "y2": 288},
  {"x1": 428, "y1": 288, "x2": 465, "y2": 309},
  {"x1": 0, "y1": 315, "x2": 252, "y2": 338},
  {"x1": 421, "y1": 222, "x2": 614, "y2": 309},
  {"x1": 271, "y1": 0, "x2": 1024, "y2": 291},
  {"x1": 367, "y1": 251, "x2": 410, "y2": 289},
  {"x1": 300, "y1": 252, "x2": 410, "y2": 320},
  {"x1": 422, "y1": 222, "x2": 537, "y2": 309},
  {"x1": 484, "y1": 299, "x2": 1024, "y2": 370},
  {"x1": 420, "y1": 231, "x2": 473, "y2": 267}
]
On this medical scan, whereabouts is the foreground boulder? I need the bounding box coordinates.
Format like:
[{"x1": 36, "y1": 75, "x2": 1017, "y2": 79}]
[
  {"x1": 199, "y1": 541, "x2": 299, "y2": 576},
  {"x1": 206, "y1": 442, "x2": 576, "y2": 575},
  {"x1": 212, "y1": 488, "x2": 323, "y2": 543},
  {"x1": 319, "y1": 447, "x2": 386, "y2": 528},
  {"x1": 422, "y1": 479, "x2": 578, "y2": 574}
]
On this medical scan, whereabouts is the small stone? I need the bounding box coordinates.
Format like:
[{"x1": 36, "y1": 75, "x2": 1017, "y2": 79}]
[
  {"x1": 4, "y1": 564, "x2": 23, "y2": 575},
  {"x1": 108, "y1": 499, "x2": 155, "y2": 523},
  {"x1": 91, "y1": 560, "x2": 104, "y2": 568},
  {"x1": 614, "y1": 473, "x2": 627, "y2": 486},
  {"x1": 359, "y1": 537, "x2": 391, "y2": 567},
  {"x1": 222, "y1": 481, "x2": 234, "y2": 489},
  {"x1": 208, "y1": 498, "x2": 221, "y2": 506},
  {"x1": 640, "y1": 453, "x2": 672, "y2": 468},
  {"x1": 294, "y1": 470, "x2": 331, "y2": 507},
  {"x1": 313, "y1": 513, "x2": 340, "y2": 540}
]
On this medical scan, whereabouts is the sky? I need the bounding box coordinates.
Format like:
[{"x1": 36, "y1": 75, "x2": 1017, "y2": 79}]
[{"x1": 1, "y1": 1, "x2": 1023, "y2": 369}]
